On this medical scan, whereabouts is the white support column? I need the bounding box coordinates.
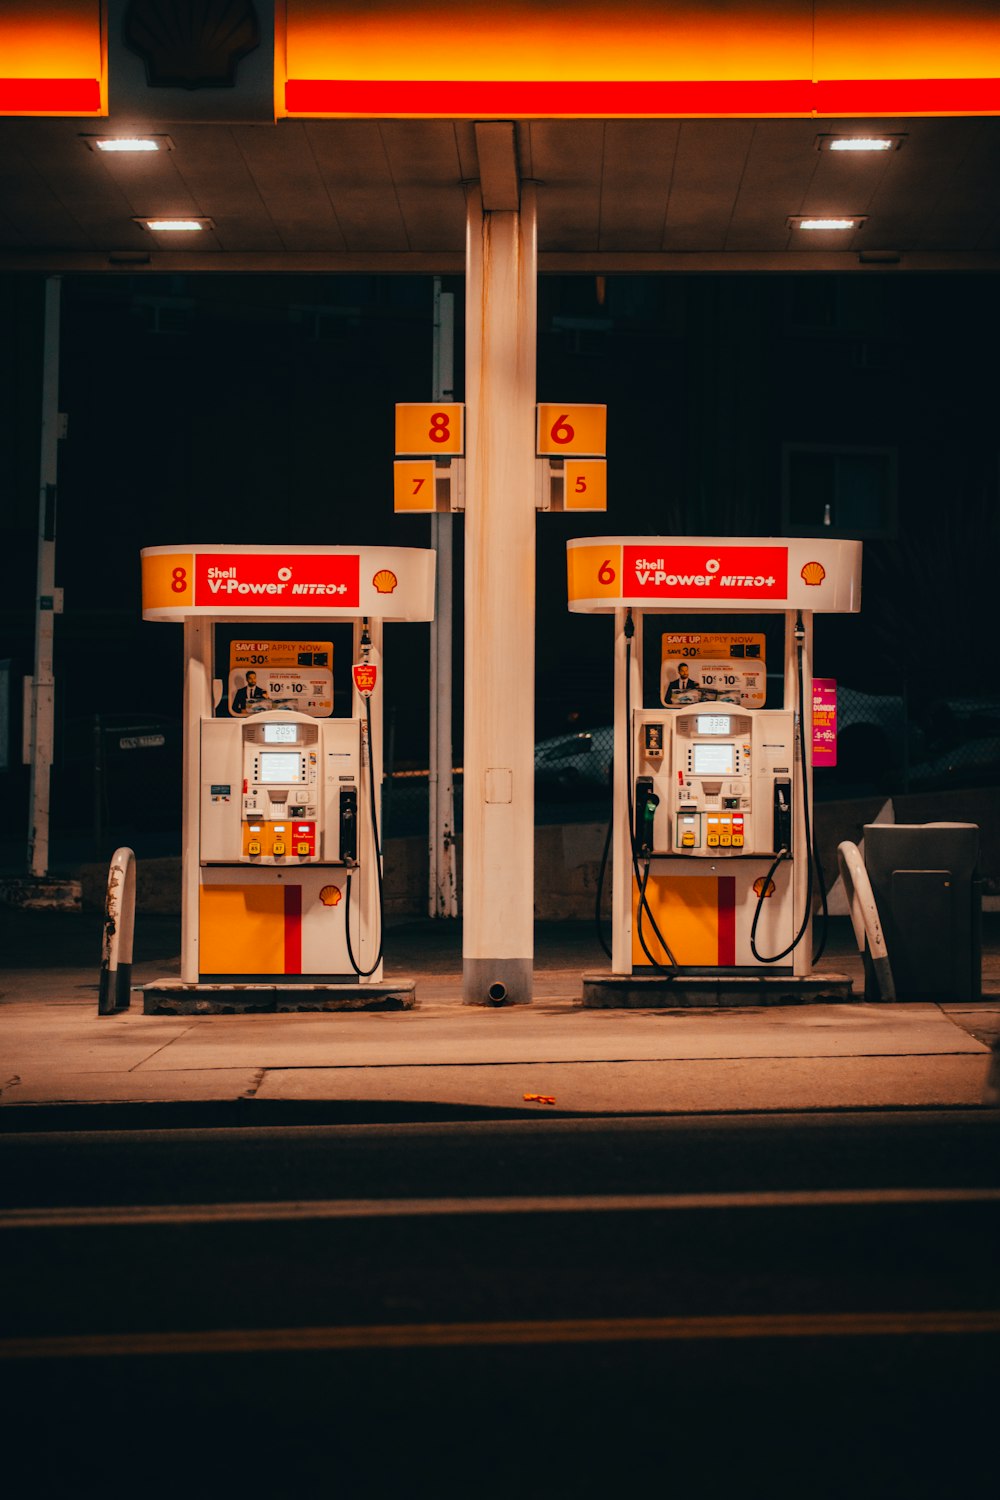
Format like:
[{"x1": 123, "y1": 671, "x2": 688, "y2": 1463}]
[
  {"x1": 181, "y1": 618, "x2": 213, "y2": 982},
  {"x1": 612, "y1": 608, "x2": 643, "y2": 975},
  {"x1": 27, "y1": 277, "x2": 62, "y2": 878},
  {"x1": 429, "y1": 280, "x2": 458, "y2": 918},
  {"x1": 462, "y1": 183, "x2": 537, "y2": 1005}
]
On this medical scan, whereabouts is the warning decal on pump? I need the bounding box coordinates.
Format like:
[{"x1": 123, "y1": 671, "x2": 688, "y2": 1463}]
[{"x1": 623, "y1": 545, "x2": 787, "y2": 600}]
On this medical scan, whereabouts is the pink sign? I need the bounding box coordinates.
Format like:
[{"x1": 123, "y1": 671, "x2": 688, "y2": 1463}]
[{"x1": 813, "y1": 678, "x2": 837, "y2": 766}]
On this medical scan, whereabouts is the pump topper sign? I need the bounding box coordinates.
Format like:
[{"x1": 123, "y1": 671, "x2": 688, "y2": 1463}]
[
  {"x1": 566, "y1": 537, "x2": 862, "y2": 614},
  {"x1": 141, "y1": 545, "x2": 436, "y2": 623}
]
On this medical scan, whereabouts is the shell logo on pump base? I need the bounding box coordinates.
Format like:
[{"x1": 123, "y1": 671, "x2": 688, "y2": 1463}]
[
  {"x1": 320, "y1": 885, "x2": 343, "y2": 907},
  {"x1": 753, "y1": 876, "x2": 777, "y2": 899}
]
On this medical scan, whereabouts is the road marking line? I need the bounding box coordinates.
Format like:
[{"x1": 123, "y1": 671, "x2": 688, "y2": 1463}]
[
  {"x1": 2, "y1": 1186, "x2": 999, "y2": 1230},
  {"x1": 2, "y1": 1310, "x2": 1000, "y2": 1360}
]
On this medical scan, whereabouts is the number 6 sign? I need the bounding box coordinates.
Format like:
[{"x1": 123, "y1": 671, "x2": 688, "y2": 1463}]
[{"x1": 536, "y1": 403, "x2": 607, "y2": 457}]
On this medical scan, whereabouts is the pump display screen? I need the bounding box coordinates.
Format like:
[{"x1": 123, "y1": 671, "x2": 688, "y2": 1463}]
[
  {"x1": 258, "y1": 751, "x2": 303, "y2": 784},
  {"x1": 696, "y1": 715, "x2": 732, "y2": 736},
  {"x1": 692, "y1": 742, "x2": 735, "y2": 775},
  {"x1": 262, "y1": 723, "x2": 298, "y2": 745}
]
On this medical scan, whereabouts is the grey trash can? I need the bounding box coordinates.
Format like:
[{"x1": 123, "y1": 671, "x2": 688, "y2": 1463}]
[{"x1": 863, "y1": 822, "x2": 981, "y2": 1003}]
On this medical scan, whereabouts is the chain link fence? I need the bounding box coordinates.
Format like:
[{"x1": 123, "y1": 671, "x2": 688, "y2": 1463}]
[{"x1": 384, "y1": 691, "x2": 1000, "y2": 836}]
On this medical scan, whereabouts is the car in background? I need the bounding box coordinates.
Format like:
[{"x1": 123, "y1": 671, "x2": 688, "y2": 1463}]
[{"x1": 534, "y1": 727, "x2": 613, "y2": 796}]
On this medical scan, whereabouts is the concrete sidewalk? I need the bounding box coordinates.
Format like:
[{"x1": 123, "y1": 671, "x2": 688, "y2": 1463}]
[{"x1": 1, "y1": 914, "x2": 997, "y2": 1126}]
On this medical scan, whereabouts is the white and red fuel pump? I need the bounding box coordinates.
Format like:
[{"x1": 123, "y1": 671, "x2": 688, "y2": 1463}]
[
  {"x1": 566, "y1": 535, "x2": 862, "y2": 1002},
  {"x1": 138, "y1": 543, "x2": 435, "y2": 1012}
]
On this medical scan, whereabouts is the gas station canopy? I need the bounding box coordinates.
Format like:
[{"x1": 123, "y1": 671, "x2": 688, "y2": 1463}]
[{"x1": 2, "y1": 1, "x2": 1000, "y2": 273}]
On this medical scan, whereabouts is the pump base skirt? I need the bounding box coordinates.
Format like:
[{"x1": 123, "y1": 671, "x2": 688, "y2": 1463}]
[
  {"x1": 581, "y1": 970, "x2": 853, "y2": 1008},
  {"x1": 141, "y1": 980, "x2": 416, "y2": 1014}
]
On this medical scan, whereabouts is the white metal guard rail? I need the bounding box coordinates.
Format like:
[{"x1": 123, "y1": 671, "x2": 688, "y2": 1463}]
[{"x1": 836, "y1": 840, "x2": 896, "y2": 1002}]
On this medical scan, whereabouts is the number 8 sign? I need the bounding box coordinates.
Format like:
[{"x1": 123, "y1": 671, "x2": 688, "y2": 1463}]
[{"x1": 395, "y1": 403, "x2": 464, "y2": 456}]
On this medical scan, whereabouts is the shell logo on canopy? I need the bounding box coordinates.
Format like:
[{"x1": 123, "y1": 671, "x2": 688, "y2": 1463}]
[
  {"x1": 373, "y1": 569, "x2": 398, "y2": 594},
  {"x1": 801, "y1": 561, "x2": 826, "y2": 586}
]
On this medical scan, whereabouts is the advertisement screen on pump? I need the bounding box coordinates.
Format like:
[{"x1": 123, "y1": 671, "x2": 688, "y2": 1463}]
[
  {"x1": 661, "y1": 632, "x2": 766, "y2": 709},
  {"x1": 229, "y1": 641, "x2": 334, "y2": 718}
]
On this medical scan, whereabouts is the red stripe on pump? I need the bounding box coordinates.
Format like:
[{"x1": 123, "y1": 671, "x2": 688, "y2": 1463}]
[
  {"x1": 718, "y1": 878, "x2": 736, "y2": 966},
  {"x1": 284, "y1": 885, "x2": 302, "y2": 975}
]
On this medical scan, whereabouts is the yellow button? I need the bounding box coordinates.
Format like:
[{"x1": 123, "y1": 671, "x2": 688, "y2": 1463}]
[
  {"x1": 296, "y1": 842, "x2": 310, "y2": 855},
  {"x1": 272, "y1": 842, "x2": 285, "y2": 856},
  {"x1": 732, "y1": 834, "x2": 744, "y2": 847},
  {"x1": 720, "y1": 833, "x2": 732, "y2": 846},
  {"x1": 706, "y1": 833, "x2": 719, "y2": 847},
  {"x1": 247, "y1": 841, "x2": 261, "y2": 856},
  {"x1": 681, "y1": 832, "x2": 696, "y2": 847}
]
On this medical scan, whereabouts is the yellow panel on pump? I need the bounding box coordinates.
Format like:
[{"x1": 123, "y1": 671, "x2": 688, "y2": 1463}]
[
  {"x1": 632, "y1": 874, "x2": 736, "y2": 968},
  {"x1": 200, "y1": 884, "x2": 286, "y2": 975}
]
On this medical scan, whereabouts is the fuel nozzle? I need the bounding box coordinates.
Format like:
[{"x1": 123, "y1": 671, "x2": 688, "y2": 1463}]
[
  {"x1": 360, "y1": 617, "x2": 372, "y2": 661},
  {"x1": 635, "y1": 775, "x2": 659, "y2": 855}
]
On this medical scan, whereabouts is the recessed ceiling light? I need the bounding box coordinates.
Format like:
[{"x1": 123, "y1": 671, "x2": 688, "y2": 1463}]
[
  {"x1": 136, "y1": 217, "x2": 213, "y2": 233},
  {"x1": 83, "y1": 134, "x2": 173, "y2": 153},
  {"x1": 817, "y1": 134, "x2": 904, "y2": 153},
  {"x1": 788, "y1": 216, "x2": 866, "y2": 231}
]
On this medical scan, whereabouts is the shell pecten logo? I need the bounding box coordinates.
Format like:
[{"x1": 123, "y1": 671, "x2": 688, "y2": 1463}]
[
  {"x1": 801, "y1": 561, "x2": 826, "y2": 586},
  {"x1": 319, "y1": 884, "x2": 343, "y2": 907},
  {"x1": 373, "y1": 568, "x2": 398, "y2": 594}
]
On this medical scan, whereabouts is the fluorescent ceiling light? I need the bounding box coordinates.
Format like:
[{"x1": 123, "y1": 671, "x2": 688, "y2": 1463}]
[
  {"x1": 789, "y1": 216, "x2": 863, "y2": 231},
  {"x1": 829, "y1": 138, "x2": 894, "y2": 152},
  {"x1": 83, "y1": 134, "x2": 173, "y2": 153},
  {"x1": 137, "y1": 217, "x2": 211, "y2": 233},
  {"x1": 97, "y1": 138, "x2": 159, "y2": 153},
  {"x1": 817, "y1": 134, "x2": 904, "y2": 152}
]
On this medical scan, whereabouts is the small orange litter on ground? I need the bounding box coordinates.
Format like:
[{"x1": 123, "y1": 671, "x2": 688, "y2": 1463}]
[{"x1": 523, "y1": 1093, "x2": 556, "y2": 1105}]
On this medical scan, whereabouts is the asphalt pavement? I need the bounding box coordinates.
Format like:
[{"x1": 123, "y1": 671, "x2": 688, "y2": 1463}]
[{"x1": 1, "y1": 911, "x2": 998, "y2": 1127}]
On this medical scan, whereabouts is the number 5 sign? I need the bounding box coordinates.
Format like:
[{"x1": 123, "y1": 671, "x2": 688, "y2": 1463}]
[{"x1": 536, "y1": 403, "x2": 607, "y2": 457}]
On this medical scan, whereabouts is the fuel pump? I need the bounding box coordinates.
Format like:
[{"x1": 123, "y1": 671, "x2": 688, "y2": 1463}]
[
  {"x1": 567, "y1": 535, "x2": 862, "y2": 1001},
  {"x1": 138, "y1": 544, "x2": 435, "y2": 1011}
]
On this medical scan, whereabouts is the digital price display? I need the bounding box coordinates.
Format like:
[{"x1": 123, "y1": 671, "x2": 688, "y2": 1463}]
[{"x1": 262, "y1": 723, "x2": 298, "y2": 744}]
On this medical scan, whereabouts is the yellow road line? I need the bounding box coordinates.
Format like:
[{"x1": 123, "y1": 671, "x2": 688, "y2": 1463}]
[
  {"x1": 2, "y1": 1186, "x2": 1000, "y2": 1230},
  {"x1": 3, "y1": 1310, "x2": 1000, "y2": 1360}
]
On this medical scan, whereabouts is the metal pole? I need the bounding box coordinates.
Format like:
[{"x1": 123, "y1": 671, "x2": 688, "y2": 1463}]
[
  {"x1": 180, "y1": 618, "x2": 212, "y2": 982},
  {"x1": 93, "y1": 715, "x2": 103, "y2": 860},
  {"x1": 462, "y1": 184, "x2": 537, "y2": 1004},
  {"x1": 612, "y1": 607, "x2": 643, "y2": 975},
  {"x1": 429, "y1": 281, "x2": 458, "y2": 917},
  {"x1": 785, "y1": 609, "x2": 814, "y2": 977},
  {"x1": 27, "y1": 276, "x2": 61, "y2": 878}
]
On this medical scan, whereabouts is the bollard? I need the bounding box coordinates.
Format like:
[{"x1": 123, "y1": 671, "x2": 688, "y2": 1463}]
[{"x1": 98, "y1": 847, "x2": 136, "y2": 1015}]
